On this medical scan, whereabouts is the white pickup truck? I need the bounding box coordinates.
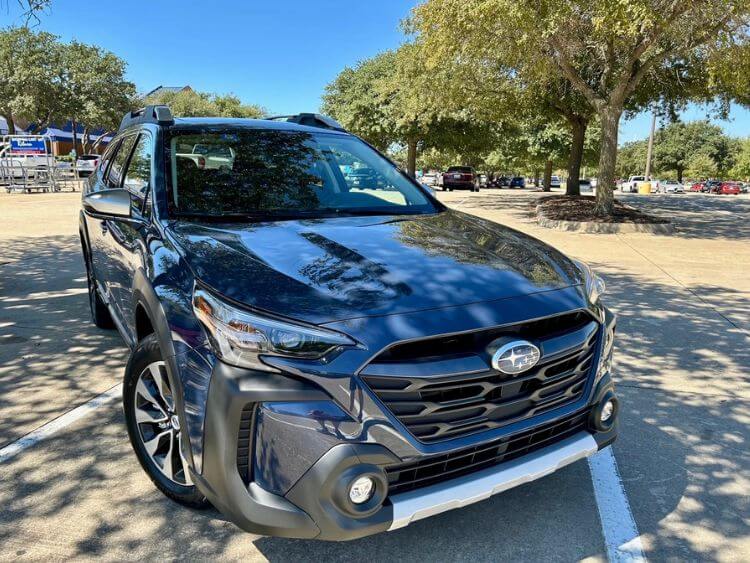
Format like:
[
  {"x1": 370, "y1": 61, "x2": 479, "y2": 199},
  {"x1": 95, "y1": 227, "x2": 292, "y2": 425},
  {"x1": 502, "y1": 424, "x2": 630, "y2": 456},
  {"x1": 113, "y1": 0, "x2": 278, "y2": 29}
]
[
  {"x1": 620, "y1": 175, "x2": 658, "y2": 193},
  {"x1": 176, "y1": 144, "x2": 235, "y2": 170}
]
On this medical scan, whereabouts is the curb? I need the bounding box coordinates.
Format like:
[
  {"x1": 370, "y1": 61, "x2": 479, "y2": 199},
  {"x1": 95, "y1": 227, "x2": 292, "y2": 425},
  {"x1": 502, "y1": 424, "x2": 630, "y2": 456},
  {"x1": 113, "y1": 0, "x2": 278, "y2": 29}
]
[{"x1": 536, "y1": 206, "x2": 675, "y2": 234}]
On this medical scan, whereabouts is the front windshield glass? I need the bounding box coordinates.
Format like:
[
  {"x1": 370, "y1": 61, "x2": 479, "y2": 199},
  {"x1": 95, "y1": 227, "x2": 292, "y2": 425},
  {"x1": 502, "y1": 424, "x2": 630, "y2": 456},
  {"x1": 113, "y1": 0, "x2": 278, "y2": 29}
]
[{"x1": 168, "y1": 128, "x2": 437, "y2": 219}]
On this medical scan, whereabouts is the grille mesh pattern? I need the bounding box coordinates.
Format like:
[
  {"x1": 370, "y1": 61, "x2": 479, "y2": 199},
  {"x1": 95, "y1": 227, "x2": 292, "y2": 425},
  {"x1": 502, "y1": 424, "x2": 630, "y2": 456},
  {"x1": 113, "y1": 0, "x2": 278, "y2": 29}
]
[
  {"x1": 363, "y1": 313, "x2": 598, "y2": 443},
  {"x1": 386, "y1": 410, "x2": 588, "y2": 494}
]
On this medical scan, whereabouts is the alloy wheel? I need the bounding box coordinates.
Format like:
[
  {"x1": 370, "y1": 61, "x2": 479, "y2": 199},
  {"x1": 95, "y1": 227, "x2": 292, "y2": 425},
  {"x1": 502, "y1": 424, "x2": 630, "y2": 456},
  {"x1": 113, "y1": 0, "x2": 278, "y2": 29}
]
[{"x1": 133, "y1": 361, "x2": 193, "y2": 485}]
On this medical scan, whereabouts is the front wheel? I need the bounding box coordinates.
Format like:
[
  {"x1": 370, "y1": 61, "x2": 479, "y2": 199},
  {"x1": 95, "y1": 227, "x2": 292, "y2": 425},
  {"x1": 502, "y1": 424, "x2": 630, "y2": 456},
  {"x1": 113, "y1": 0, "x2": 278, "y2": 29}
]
[{"x1": 124, "y1": 334, "x2": 210, "y2": 508}]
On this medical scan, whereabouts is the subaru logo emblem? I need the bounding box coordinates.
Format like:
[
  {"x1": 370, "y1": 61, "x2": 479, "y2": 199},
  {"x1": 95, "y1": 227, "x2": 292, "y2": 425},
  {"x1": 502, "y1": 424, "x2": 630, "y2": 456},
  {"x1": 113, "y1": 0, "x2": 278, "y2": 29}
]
[{"x1": 490, "y1": 340, "x2": 541, "y2": 374}]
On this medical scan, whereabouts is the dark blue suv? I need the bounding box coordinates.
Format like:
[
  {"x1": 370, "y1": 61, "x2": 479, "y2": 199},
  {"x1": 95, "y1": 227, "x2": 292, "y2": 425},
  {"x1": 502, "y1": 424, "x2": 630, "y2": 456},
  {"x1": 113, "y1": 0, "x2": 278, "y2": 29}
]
[{"x1": 79, "y1": 106, "x2": 618, "y2": 540}]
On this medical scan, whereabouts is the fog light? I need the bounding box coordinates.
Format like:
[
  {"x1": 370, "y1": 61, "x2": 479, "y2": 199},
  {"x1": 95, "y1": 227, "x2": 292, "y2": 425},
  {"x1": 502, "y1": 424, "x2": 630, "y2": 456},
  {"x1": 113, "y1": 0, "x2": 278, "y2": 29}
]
[
  {"x1": 600, "y1": 400, "x2": 615, "y2": 423},
  {"x1": 348, "y1": 476, "x2": 375, "y2": 505}
]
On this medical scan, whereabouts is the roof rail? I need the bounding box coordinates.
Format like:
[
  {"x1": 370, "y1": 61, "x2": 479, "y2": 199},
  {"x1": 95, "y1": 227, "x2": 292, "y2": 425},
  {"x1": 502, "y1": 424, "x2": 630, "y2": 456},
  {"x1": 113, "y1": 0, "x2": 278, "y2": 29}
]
[
  {"x1": 119, "y1": 105, "x2": 174, "y2": 131},
  {"x1": 266, "y1": 113, "x2": 346, "y2": 131}
]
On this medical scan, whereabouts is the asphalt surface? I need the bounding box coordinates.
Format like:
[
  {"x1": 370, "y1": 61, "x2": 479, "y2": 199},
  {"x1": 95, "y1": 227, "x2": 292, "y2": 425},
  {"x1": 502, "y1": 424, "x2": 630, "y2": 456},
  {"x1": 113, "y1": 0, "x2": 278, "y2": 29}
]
[{"x1": 1, "y1": 189, "x2": 748, "y2": 561}]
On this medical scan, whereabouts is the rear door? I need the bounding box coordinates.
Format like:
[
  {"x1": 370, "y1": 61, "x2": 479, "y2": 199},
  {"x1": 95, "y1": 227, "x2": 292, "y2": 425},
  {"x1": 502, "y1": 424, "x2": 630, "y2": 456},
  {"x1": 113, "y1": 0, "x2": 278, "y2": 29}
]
[
  {"x1": 105, "y1": 131, "x2": 154, "y2": 334},
  {"x1": 83, "y1": 138, "x2": 123, "y2": 309}
]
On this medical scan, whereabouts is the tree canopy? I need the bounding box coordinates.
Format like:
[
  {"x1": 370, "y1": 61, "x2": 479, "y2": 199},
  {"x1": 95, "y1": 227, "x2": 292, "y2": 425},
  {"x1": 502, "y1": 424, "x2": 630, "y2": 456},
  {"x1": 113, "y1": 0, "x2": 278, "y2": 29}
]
[
  {"x1": 322, "y1": 45, "x2": 498, "y2": 177},
  {"x1": 617, "y1": 119, "x2": 741, "y2": 180},
  {"x1": 144, "y1": 89, "x2": 264, "y2": 119},
  {"x1": 0, "y1": 26, "x2": 135, "y2": 146},
  {"x1": 410, "y1": 0, "x2": 750, "y2": 213}
]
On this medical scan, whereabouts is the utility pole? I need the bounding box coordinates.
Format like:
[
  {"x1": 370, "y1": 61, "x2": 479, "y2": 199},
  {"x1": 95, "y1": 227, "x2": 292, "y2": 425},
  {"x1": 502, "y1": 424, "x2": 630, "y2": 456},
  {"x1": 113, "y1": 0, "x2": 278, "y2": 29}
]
[{"x1": 644, "y1": 111, "x2": 657, "y2": 180}]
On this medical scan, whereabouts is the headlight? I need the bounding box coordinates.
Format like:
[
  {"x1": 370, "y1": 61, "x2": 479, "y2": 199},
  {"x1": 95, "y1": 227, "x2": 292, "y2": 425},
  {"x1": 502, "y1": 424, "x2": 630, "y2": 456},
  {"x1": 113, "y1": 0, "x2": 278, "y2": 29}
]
[
  {"x1": 574, "y1": 260, "x2": 606, "y2": 304},
  {"x1": 193, "y1": 288, "x2": 356, "y2": 371}
]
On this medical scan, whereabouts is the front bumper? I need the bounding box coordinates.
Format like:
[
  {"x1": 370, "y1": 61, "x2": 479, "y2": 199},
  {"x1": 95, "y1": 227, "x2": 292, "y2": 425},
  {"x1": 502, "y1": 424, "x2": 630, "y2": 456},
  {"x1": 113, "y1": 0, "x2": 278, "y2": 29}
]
[{"x1": 191, "y1": 357, "x2": 618, "y2": 541}]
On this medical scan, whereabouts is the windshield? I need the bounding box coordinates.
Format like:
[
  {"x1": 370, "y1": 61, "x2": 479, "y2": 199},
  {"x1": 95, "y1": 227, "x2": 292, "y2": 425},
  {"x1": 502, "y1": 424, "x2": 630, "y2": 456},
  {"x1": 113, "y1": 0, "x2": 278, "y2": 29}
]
[
  {"x1": 169, "y1": 128, "x2": 437, "y2": 219},
  {"x1": 447, "y1": 166, "x2": 472, "y2": 173}
]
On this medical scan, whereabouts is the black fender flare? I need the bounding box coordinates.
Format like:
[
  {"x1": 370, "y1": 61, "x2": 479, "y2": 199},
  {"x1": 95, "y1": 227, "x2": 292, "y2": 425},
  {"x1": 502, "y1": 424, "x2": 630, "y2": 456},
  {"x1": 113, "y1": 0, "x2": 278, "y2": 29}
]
[
  {"x1": 130, "y1": 267, "x2": 198, "y2": 468},
  {"x1": 79, "y1": 210, "x2": 91, "y2": 260}
]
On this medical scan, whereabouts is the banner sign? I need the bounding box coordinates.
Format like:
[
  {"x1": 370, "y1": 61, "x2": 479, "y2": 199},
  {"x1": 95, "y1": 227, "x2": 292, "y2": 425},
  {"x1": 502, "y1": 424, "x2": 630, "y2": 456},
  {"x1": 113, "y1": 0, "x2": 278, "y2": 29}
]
[{"x1": 10, "y1": 138, "x2": 46, "y2": 154}]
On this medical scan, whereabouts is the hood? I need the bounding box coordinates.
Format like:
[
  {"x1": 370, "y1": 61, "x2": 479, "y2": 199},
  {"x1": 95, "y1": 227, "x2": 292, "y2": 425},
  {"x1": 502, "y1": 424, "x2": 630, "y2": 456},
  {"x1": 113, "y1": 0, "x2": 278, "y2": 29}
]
[{"x1": 168, "y1": 210, "x2": 584, "y2": 324}]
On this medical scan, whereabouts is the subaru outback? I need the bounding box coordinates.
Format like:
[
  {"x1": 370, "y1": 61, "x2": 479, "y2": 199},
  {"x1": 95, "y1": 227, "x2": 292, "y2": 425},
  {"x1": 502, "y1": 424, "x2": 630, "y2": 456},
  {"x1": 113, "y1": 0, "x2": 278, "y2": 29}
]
[{"x1": 79, "y1": 106, "x2": 618, "y2": 540}]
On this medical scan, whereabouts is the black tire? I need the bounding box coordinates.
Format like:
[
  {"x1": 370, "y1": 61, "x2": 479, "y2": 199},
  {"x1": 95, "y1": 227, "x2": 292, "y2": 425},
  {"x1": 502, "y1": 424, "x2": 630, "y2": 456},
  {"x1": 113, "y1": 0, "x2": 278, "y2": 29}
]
[
  {"x1": 124, "y1": 334, "x2": 210, "y2": 508},
  {"x1": 84, "y1": 248, "x2": 114, "y2": 329}
]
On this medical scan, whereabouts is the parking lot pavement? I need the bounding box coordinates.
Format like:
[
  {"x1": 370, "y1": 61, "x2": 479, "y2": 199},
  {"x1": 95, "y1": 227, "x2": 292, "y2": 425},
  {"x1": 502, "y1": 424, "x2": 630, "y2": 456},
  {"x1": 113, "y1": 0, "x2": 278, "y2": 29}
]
[{"x1": 1, "y1": 189, "x2": 748, "y2": 561}]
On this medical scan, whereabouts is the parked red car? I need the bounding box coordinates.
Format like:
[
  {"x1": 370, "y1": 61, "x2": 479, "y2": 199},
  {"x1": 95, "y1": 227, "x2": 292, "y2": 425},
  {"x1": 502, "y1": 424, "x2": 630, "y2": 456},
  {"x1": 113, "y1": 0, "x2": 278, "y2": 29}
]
[
  {"x1": 714, "y1": 182, "x2": 741, "y2": 195},
  {"x1": 689, "y1": 182, "x2": 705, "y2": 192},
  {"x1": 442, "y1": 166, "x2": 479, "y2": 192}
]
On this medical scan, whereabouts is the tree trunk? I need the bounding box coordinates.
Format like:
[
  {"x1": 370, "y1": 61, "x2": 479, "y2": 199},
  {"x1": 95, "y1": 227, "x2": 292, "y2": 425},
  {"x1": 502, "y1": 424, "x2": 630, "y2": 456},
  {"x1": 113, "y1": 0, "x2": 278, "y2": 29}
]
[
  {"x1": 542, "y1": 159, "x2": 553, "y2": 192},
  {"x1": 533, "y1": 169, "x2": 540, "y2": 187},
  {"x1": 566, "y1": 117, "x2": 587, "y2": 197},
  {"x1": 595, "y1": 107, "x2": 622, "y2": 215},
  {"x1": 677, "y1": 167, "x2": 683, "y2": 183},
  {"x1": 406, "y1": 139, "x2": 417, "y2": 178},
  {"x1": 82, "y1": 127, "x2": 91, "y2": 154},
  {"x1": 3, "y1": 113, "x2": 15, "y2": 135},
  {"x1": 71, "y1": 119, "x2": 79, "y2": 155}
]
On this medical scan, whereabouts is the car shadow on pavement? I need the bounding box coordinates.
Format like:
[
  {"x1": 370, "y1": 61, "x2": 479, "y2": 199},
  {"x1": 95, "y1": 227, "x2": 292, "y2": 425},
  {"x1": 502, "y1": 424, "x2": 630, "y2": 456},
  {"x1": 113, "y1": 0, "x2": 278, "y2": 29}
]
[
  {"x1": 0, "y1": 234, "x2": 128, "y2": 446},
  {"x1": 1, "y1": 238, "x2": 748, "y2": 559},
  {"x1": 619, "y1": 194, "x2": 750, "y2": 240},
  {"x1": 443, "y1": 190, "x2": 750, "y2": 241}
]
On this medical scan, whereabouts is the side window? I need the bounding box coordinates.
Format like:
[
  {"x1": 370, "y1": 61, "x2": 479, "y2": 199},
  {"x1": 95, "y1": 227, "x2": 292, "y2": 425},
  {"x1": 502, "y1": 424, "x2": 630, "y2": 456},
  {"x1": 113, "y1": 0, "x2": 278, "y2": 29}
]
[
  {"x1": 92, "y1": 140, "x2": 120, "y2": 190},
  {"x1": 106, "y1": 135, "x2": 137, "y2": 188},
  {"x1": 123, "y1": 133, "x2": 153, "y2": 216}
]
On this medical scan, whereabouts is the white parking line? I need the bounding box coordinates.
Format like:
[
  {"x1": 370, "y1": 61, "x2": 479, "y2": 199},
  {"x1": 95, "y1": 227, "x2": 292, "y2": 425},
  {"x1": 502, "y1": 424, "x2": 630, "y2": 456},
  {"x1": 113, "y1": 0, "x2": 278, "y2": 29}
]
[
  {"x1": 589, "y1": 447, "x2": 646, "y2": 562},
  {"x1": 0, "y1": 383, "x2": 123, "y2": 464}
]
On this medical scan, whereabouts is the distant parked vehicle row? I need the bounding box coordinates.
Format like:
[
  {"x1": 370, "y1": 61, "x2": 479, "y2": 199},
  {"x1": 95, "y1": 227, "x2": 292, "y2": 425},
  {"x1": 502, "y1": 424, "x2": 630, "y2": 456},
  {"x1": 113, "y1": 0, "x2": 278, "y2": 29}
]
[{"x1": 687, "y1": 180, "x2": 742, "y2": 194}]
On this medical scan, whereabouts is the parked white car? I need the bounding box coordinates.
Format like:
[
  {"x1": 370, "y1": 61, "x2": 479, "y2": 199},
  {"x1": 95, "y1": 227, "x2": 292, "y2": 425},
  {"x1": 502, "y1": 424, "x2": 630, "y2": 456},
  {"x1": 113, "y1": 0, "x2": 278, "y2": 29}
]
[
  {"x1": 579, "y1": 179, "x2": 593, "y2": 192},
  {"x1": 421, "y1": 172, "x2": 441, "y2": 187},
  {"x1": 659, "y1": 180, "x2": 684, "y2": 193},
  {"x1": 75, "y1": 154, "x2": 100, "y2": 177}
]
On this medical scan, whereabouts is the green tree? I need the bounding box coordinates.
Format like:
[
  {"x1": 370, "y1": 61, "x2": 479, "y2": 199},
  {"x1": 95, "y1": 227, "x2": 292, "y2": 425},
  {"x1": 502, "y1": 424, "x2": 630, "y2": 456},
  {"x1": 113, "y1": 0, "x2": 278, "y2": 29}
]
[
  {"x1": 411, "y1": 0, "x2": 750, "y2": 215},
  {"x1": 0, "y1": 26, "x2": 61, "y2": 134},
  {"x1": 685, "y1": 152, "x2": 719, "y2": 179},
  {"x1": 653, "y1": 121, "x2": 732, "y2": 182},
  {"x1": 146, "y1": 89, "x2": 264, "y2": 119},
  {"x1": 323, "y1": 45, "x2": 495, "y2": 177},
  {"x1": 616, "y1": 139, "x2": 649, "y2": 178},
  {"x1": 58, "y1": 40, "x2": 136, "y2": 152},
  {"x1": 730, "y1": 137, "x2": 750, "y2": 179}
]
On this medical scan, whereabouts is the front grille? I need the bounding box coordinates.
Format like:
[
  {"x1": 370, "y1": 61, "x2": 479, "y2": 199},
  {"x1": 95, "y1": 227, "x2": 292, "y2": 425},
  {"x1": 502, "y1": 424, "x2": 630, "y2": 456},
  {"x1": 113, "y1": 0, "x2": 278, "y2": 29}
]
[
  {"x1": 236, "y1": 404, "x2": 255, "y2": 483},
  {"x1": 362, "y1": 312, "x2": 599, "y2": 443},
  {"x1": 386, "y1": 410, "x2": 588, "y2": 494}
]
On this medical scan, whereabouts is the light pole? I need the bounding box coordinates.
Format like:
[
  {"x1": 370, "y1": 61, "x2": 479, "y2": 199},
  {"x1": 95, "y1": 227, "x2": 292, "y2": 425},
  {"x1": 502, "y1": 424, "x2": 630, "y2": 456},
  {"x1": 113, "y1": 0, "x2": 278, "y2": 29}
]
[{"x1": 644, "y1": 111, "x2": 657, "y2": 181}]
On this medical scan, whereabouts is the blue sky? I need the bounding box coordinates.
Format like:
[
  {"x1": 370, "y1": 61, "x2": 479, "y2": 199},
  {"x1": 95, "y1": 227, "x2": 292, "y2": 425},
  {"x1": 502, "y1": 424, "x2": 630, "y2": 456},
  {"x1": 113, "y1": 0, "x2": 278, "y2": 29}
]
[{"x1": 3, "y1": 0, "x2": 748, "y2": 143}]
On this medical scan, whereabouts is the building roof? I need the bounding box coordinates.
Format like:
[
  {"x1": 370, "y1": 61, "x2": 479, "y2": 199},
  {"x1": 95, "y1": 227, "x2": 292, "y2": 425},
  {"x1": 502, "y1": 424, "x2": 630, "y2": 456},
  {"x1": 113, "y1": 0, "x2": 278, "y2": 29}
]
[
  {"x1": 23, "y1": 121, "x2": 113, "y2": 144},
  {"x1": 144, "y1": 85, "x2": 192, "y2": 98}
]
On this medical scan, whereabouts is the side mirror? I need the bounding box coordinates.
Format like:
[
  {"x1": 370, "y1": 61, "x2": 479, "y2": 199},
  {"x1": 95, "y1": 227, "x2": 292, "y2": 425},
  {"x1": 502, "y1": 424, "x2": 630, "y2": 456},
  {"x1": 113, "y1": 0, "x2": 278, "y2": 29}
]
[{"x1": 83, "y1": 188, "x2": 131, "y2": 218}]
